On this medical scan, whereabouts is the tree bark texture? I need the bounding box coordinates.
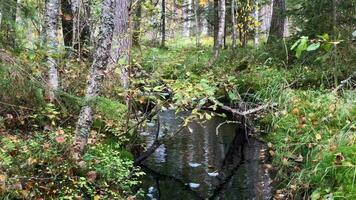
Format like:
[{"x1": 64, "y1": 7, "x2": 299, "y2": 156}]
[
  {"x1": 44, "y1": 0, "x2": 60, "y2": 102},
  {"x1": 182, "y1": 0, "x2": 191, "y2": 37},
  {"x1": 212, "y1": 0, "x2": 225, "y2": 59},
  {"x1": 161, "y1": 0, "x2": 166, "y2": 47},
  {"x1": 109, "y1": 0, "x2": 130, "y2": 91},
  {"x1": 267, "y1": 0, "x2": 286, "y2": 43},
  {"x1": 73, "y1": 0, "x2": 115, "y2": 159}
]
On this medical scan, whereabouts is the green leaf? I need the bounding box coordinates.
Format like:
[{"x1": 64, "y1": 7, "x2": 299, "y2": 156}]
[
  {"x1": 352, "y1": 30, "x2": 356, "y2": 38},
  {"x1": 307, "y1": 42, "x2": 321, "y2": 51},
  {"x1": 311, "y1": 190, "x2": 321, "y2": 200},
  {"x1": 291, "y1": 39, "x2": 301, "y2": 50}
]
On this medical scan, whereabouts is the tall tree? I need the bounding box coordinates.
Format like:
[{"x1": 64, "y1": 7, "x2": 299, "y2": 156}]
[
  {"x1": 161, "y1": 0, "x2": 166, "y2": 47},
  {"x1": 267, "y1": 0, "x2": 286, "y2": 43},
  {"x1": 193, "y1": 0, "x2": 200, "y2": 46},
  {"x1": 109, "y1": 0, "x2": 130, "y2": 91},
  {"x1": 44, "y1": 0, "x2": 60, "y2": 102},
  {"x1": 210, "y1": 0, "x2": 225, "y2": 63},
  {"x1": 72, "y1": 0, "x2": 116, "y2": 159},
  {"x1": 231, "y1": 0, "x2": 237, "y2": 49},
  {"x1": 182, "y1": 0, "x2": 191, "y2": 37}
]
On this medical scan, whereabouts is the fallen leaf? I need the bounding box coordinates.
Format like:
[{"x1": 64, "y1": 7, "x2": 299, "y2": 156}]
[
  {"x1": 55, "y1": 136, "x2": 66, "y2": 143},
  {"x1": 86, "y1": 171, "x2": 97, "y2": 182},
  {"x1": 315, "y1": 133, "x2": 322, "y2": 140}
]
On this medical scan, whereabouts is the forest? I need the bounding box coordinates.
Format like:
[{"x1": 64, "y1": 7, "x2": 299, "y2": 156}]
[{"x1": 0, "y1": 0, "x2": 355, "y2": 199}]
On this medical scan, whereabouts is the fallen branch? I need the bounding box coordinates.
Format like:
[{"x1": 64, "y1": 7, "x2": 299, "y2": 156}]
[
  {"x1": 219, "y1": 103, "x2": 271, "y2": 116},
  {"x1": 333, "y1": 71, "x2": 356, "y2": 93}
]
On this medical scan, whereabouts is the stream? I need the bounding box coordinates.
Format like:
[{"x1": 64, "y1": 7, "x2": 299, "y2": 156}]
[{"x1": 138, "y1": 110, "x2": 272, "y2": 200}]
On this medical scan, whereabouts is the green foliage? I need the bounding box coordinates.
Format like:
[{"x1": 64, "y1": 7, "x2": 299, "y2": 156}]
[{"x1": 0, "y1": 130, "x2": 139, "y2": 199}]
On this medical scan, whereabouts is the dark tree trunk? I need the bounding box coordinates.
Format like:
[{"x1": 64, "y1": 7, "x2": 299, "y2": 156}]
[
  {"x1": 231, "y1": 0, "x2": 237, "y2": 49},
  {"x1": 0, "y1": 0, "x2": 17, "y2": 48},
  {"x1": 267, "y1": 0, "x2": 286, "y2": 44},
  {"x1": 61, "y1": 0, "x2": 73, "y2": 47},
  {"x1": 161, "y1": 0, "x2": 166, "y2": 47},
  {"x1": 132, "y1": 0, "x2": 142, "y2": 46}
]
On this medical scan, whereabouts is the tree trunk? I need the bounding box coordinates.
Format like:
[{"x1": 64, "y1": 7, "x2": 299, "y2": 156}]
[
  {"x1": 132, "y1": 0, "x2": 142, "y2": 46},
  {"x1": 61, "y1": 0, "x2": 73, "y2": 47},
  {"x1": 194, "y1": 0, "x2": 200, "y2": 47},
  {"x1": 267, "y1": 0, "x2": 286, "y2": 44},
  {"x1": 211, "y1": 0, "x2": 225, "y2": 62},
  {"x1": 108, "y1": 0, "x2": 130, "y2": 91},
  {"x1": 231, "y1": 0, "x2": 237, "y2": 49},
  {"x1": 254, "y1": 0, "x2": 260, "y2": 46},
  {"x1": 44, "y1": 0, "x2": 60, "y2": 102},
  {"x1": 213, "y1": 0, "x2": 218, "y2": 46},
  {"x1": 72, "y1": 0, "x2": 115, "y2": 159},
  {"x1": 161, "y1": 0, "x2": 166, "y2": 47},
  {"x1": 0, "y1": 0, "x2": 17, "y2": 48},
  {"x1": 182, "y1": 0, "x2": 191, "y2": 37}
]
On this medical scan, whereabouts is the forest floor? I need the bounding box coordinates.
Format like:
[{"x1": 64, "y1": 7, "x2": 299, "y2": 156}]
[{"x1": 0, "y1": 38, "x2": 355, "y2": 199}]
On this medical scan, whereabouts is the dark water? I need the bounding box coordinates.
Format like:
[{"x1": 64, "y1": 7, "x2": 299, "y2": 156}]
[{"x1": 139, "y1": 110, "x2": 271, "y2": 200}]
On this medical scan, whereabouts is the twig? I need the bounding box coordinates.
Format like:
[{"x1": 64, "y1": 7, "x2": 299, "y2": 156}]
[
  {"x1": 216, "y1": 121, "x2": 241, "y2": 135},
  {"x1": 333, "y1": 71, "x2": 356, "y2": 93}
]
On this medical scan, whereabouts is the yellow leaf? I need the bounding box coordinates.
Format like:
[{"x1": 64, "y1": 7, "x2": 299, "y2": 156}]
[
  {"x1": 315, "y1": 134, "x2": 322, "y2": 140},
  {"x1": 94, "y1": 195, "x2": 100, "y2": 200}
]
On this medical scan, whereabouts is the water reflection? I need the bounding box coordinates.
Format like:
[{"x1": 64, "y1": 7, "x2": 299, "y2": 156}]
[{"x1": 139, "y1": 110, "x2": 271, "y2": 200}]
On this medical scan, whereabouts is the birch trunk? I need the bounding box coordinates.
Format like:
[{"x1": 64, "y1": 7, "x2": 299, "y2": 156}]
[
  {"x1": 161, "y1": 0, "x2": 166, "y2": 47},
  {"x1": 73, "y1": 0, "x2": 115, "y2": 159},
  {"x1": 267, "y1": 0, "x2": 286, "y2": 44},
  {"x1": 182, "y1": 0, "x2": 191, "y2": 37},
  {"x1": 44, "y1": 0, "x2": 60, "y2": 102},
  {"x1": 254, "y1": 0, "x2": 260, "y2": 46},
  {"x1": 194, "y1": 0, "x2": 200, "y2": 46},
  {"x1": 211, "y1": 0, "x2": 225, "y2": 62}
]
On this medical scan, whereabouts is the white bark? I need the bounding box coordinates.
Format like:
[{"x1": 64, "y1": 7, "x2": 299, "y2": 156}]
[
  {"x1": 182, "y1": 0, "x2": 192, "y2": 37},
  {"x1": 254, "y1": 1, "x2": 260, "y2": 46},
  {"x1": 44, "y1": 0, "x2": 60, "y2": 101},
  {"x1": 73, "y1": 0, "x2": 115, "y2": 158},
  {"x1": 212, "y1": 0, "x2": 225, "y2": 60}
]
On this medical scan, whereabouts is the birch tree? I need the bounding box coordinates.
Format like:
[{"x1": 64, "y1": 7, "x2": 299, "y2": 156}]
[
  {"x1": 72, "y1": 0, "x2": 115, "y2": 159},
  {"x1": 44, "y1": 0, "x2": 60, "y2": 102},
  {"x1": 267, "y1": 0, "x2": 286, "y2": 43},
  {"x1": 182, "y1": 0, "x2": 191, "y2": 37},
  {"x1": 210, "y1": 0, "x2": 225, "y2": 63},
  {"x1": 161, "y1": 0, "x2": 166, "y2": 47}
]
